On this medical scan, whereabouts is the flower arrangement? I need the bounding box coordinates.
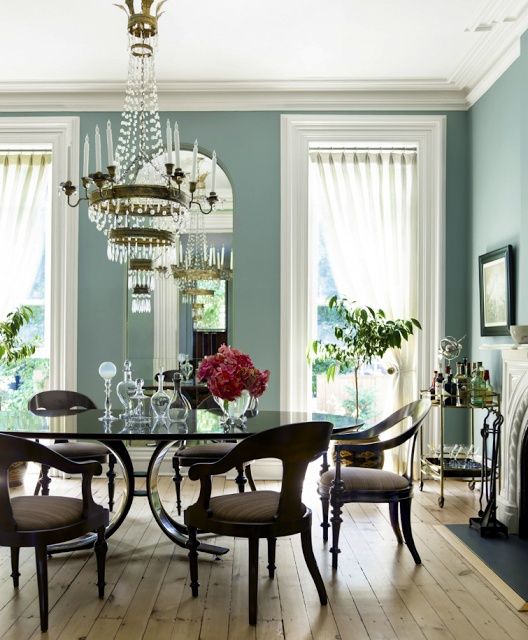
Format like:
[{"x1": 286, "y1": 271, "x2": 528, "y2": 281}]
[{"x1": 197, "y1": 345, "x2": 270, "y2": 402}]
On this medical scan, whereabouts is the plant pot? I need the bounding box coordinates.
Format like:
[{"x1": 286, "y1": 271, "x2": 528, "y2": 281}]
[
  {"x1": 332, "y1": 436, "x2": 384, "y2": 469},
  {"x1": 8, "y1": 461, "x2": 28, "y2": 488}
]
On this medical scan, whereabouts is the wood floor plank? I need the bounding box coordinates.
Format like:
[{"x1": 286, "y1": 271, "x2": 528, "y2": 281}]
[{"x1": 2, "y1": 474, "x2": 528, "y2": 640}]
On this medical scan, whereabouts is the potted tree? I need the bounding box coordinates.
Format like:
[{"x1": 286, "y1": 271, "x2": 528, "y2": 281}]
[
  {"x1": 0, "y1": 306, "x2": 36, "y2": 486},
  {"x1": 310, "y1": 296, "x2": 421, "y2": 467}
]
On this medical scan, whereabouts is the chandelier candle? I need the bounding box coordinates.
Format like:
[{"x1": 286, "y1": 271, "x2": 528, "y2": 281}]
[{"x1": 106, "y1": 121, "x2": 114, "y2": 166}]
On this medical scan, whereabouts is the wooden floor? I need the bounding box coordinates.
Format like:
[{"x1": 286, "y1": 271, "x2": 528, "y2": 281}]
[{"x1": 2, "y1": 467, "x2": 528, "y2": 640}]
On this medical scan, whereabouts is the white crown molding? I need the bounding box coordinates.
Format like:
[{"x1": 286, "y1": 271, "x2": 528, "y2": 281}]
[
  {"x1": 0, "y1": 79, "x2": 468, "y2": 112},
  {"x1": 453, "y1": 0, "x2": 528, "y2": 107}
]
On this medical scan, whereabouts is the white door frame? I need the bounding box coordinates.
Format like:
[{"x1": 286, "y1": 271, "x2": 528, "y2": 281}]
[
  {"x1": 280, "y1": 114, "x2": 446, "y2": 411},
  {"x1": 0, "y1": 116, "x2": 80, "y2": 393}
]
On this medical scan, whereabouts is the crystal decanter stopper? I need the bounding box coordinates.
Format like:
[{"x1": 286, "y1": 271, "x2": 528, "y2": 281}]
[
  {"x1": 150, "y1": 372, "x2": 171, "y2": 420},
  {"x1": 116, "y1": 360, "x2": 137, "y2": 418},
  {"x1": 169, "y1": 372, "x2": 191, "y2": 422}
]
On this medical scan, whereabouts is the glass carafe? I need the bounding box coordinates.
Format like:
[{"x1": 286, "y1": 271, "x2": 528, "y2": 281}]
[
  {"x1": 151, "y1": 372, "x2": 171, "y2": 420},
  {"x1": 169, "y1": 372, "x2": 191, "y2": 422},
  {"x1": 116, "y1": 360, "x2": 137, "y2": 418},
  {"x1": 129, "y1": 378, "x2": 150, "y2": 423}
]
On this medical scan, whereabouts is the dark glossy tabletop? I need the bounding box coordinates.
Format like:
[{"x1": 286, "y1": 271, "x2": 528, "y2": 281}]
[{"x1": 0, "y1": 409, "x2": 363, "y2": 441}]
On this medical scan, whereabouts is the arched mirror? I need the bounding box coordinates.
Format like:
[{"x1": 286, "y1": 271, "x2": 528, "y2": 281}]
[{"x1": 126, "y1": 149, "x2": 233, "y2": 393}]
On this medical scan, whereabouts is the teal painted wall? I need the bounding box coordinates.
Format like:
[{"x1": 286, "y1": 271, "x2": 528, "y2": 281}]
[
  {"x1": 469, "y1": 33, "x2": 528, "y2": 388},
  {"x1": 1, "y1": 109, "x2": 469, "y2": 410}
]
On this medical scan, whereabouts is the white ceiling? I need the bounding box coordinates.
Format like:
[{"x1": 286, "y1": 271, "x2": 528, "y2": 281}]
[{"x1": 2, "y1": 0, "x2": 528, "y2": 109}]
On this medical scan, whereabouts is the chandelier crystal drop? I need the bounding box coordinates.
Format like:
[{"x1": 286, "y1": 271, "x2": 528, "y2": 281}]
[
  {"x1": 131, "y1": 284, "x2": 152, "y2": 314},
  {"x1": 128, "y1": 258, "x2": 155, "y2": 290},
  {"x1": 60, "y1": 0, "x2": 219, "y2": 263}
]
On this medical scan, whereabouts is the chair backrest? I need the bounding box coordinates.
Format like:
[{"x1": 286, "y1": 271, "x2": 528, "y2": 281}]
[
  {"x1": 335, "y1": 399, "x2": 431, "y2": 480},
  {"x1": 231, "y1": 421, "x2": 333, "y2": 520},
  {"x1": 28, "y1": 390, "x2": 97, "y2": 416}
]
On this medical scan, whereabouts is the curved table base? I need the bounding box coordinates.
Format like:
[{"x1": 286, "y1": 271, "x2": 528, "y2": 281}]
[
  {"x1": 147, "y1": 440, "x2": 229, "y2": 556},
  {"x1": 48, "y1": 440, "x2": 135, "y2": 554}
]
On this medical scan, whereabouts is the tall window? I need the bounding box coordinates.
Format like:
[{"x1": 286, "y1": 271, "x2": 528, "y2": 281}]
[
  {"x1": 309, "y1": 148, "x2": 418, "y2": 423},
  {"x1": 0, "y1": 150, "x2": 52, "y2": 408}
]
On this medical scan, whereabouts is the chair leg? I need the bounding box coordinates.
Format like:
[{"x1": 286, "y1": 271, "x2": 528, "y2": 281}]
[
  {"x1": 40, "y1": 465, "x2": 51, "y2": 496},
  {"x1": 35, "y1": 544, "x2": 49, "y2": 632},
  {"x1": 330, "y1": 497, "x2": 342, "y2": 570},
  {"x1": 107, "y1": 454, "x2": 116, "y2": 512},
  {"x1": 172, "y1": 457, "x2": 183, "y2": 516},
  {"x1": 245, "y1": 464, "x2": 257, "y2": 492},
  {"x1": 301, "y1": 526, "x2": 327, "y2": 605},
  {"x1": 187, "y1": 526, "x2": 200, "y2": 597},
  {"x1": 400, "y1": 498, "x2": 421, "y2": 564},
  {"x1": 235, "y1": 464, "x2": 246, "y2": 493},
  {"x1": 267, "y1": 537, "x2": 276, "y2": 579},
  {"x1": 389, "y1": 501, "x2": 403, "y2": 544},
  {"x1": 248, "y1": 537, "x2": 259, "y2": 625},
  {"x1": 94, "y1": 526, "x2": 108, "y2": 598},
  {"x1": 320, "y1": 494, "x2": 330, "y2": 543},
  {"x1": 10, "y1": 547, "x2": 20, "y2": 588}
]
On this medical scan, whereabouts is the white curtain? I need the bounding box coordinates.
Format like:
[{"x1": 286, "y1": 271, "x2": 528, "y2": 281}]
[
  {"x1": 311, "y1": 150, "x2": 419, "y2": 467},
  {"x1": 0, "y1": 152, "x2": 51, "y2": 320},
  {"x1": 153, "y1": 276, "x2": 180, "y2": 376}
]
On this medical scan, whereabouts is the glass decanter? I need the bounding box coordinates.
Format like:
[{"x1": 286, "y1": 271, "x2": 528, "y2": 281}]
[
  {"x1": 116, "y1": 360, "x2": 137, "y2": 418},
  {"x1": 168, "y1": 372, "x2": 191, "y2": 422},
  {"x1": 150, "y1": 372, "x2": 171, "y2": 420},
  {"x1": 181, "y1": 358, "x2": 194, "y2": 382},
  {"x1": 129, "y1": 378, "x2": 150, "y2": 423}
]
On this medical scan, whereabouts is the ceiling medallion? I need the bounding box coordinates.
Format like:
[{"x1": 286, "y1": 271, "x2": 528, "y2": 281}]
[{"x1": 60, "y1": 0, "x2": 219, "y2": 263}]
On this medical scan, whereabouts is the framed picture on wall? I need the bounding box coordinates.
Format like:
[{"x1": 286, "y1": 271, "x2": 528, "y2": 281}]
[{"x1": 478, "y1": 245, "x2": 514, "y2": 336}]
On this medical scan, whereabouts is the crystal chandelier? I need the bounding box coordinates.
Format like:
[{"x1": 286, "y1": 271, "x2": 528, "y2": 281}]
[{"x1": 60, "y1": 0, "x2": 219, "y2": 263}]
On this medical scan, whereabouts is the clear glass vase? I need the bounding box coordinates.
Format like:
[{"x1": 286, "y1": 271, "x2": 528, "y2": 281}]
[
  {"x1": 129, "y1": 378, "x2": 150, "y2": 423},
  {"x1": 213, "y1": 390, "x2": 251, "y2": 425},
  {"x1": 168, "y1": 372, "x2": 191, "y2": 422},
  {"x1": 150, "y1": 373, "x2": 171, "y2": 420}
]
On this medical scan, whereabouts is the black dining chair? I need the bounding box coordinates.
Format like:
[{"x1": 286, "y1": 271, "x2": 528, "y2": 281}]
[
  {"x1": 171, "y1": 394, "x2": 256, "y2": 515},
  {"x1": 318, "y1": 399, "x2": 431, "y2": 569},
  {"x1": 28, "y1": 390, "x2": 117, "y2": 512},
  {"x1": 185, "y1": 421, "x2": 333, "y2": 625},
  {"x1": 0, "y1": 433, "x2": 109, "y2": 632}
]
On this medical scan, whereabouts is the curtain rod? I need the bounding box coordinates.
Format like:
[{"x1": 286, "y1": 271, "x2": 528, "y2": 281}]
[
  {"x1": 310, "y1": 146, "x2": 417, "y2": 152},
  {"x1": 0, "y1": 149, "x2": 52, "y2": 153}
]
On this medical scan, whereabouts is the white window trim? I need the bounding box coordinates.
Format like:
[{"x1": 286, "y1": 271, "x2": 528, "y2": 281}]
[
  {"x1": 0, "y1": 116, "x2": 80, "y2": 392},
  {"x1": 280, "y1": 114, "x2": 446, "y2": 410}
]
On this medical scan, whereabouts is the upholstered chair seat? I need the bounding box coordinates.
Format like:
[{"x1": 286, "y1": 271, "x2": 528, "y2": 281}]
[
  {"x1": 317, "y1": 400, "x2": 431, "y2": 570},
  {"x1": 177, "y1": 442, "x2": 236, "y2": 459},
  {"x1": 28, "y1": 391, "x2": 117, "y2": 512},
  {"x1": 184, "y1": 421, "x2": 333, "y2": 625},
  {"x1": 319, "y1": 467, "x2": 410, "y2": 493},
  {"x1": 0, "y1": 434, "x2": 109, "y2": 632}
]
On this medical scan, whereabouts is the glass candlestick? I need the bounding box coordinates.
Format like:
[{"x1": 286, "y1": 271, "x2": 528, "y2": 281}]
[{"x1": 98, "y1": 361, "x2": 117, "y2": 422}]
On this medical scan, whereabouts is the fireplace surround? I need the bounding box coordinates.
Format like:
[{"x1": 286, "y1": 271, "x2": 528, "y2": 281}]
[{"x1": 497, "y1": 348, "x2": 528, "y2": 535}]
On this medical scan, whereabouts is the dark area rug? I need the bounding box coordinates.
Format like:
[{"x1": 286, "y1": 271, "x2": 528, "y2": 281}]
[{"x1": 446, "y1": 523, "x2": 528, "y2": 603}]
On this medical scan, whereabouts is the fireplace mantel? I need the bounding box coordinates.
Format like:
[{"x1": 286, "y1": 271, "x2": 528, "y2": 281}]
[{"x1": 497, "y1": 348, "x2": 528, "y2": 533}]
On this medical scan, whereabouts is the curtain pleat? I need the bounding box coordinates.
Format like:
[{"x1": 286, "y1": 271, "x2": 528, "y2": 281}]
[
  {"x1": 311, "y1": 149, "x2": 419, "y2": 471},
  {"x1": 0, "y1": 152, "x2": 52, "y2": 321}
]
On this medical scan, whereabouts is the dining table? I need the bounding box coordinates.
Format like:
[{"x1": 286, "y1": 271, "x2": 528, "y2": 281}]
[{"x1": 0, "y1": 408, "x2": 363, "y2": 557}]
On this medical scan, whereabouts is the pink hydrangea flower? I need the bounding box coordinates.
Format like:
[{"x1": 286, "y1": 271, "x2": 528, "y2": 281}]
[{"x1": 197, "y1": 344, "x2": 270, "y2": 401}]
